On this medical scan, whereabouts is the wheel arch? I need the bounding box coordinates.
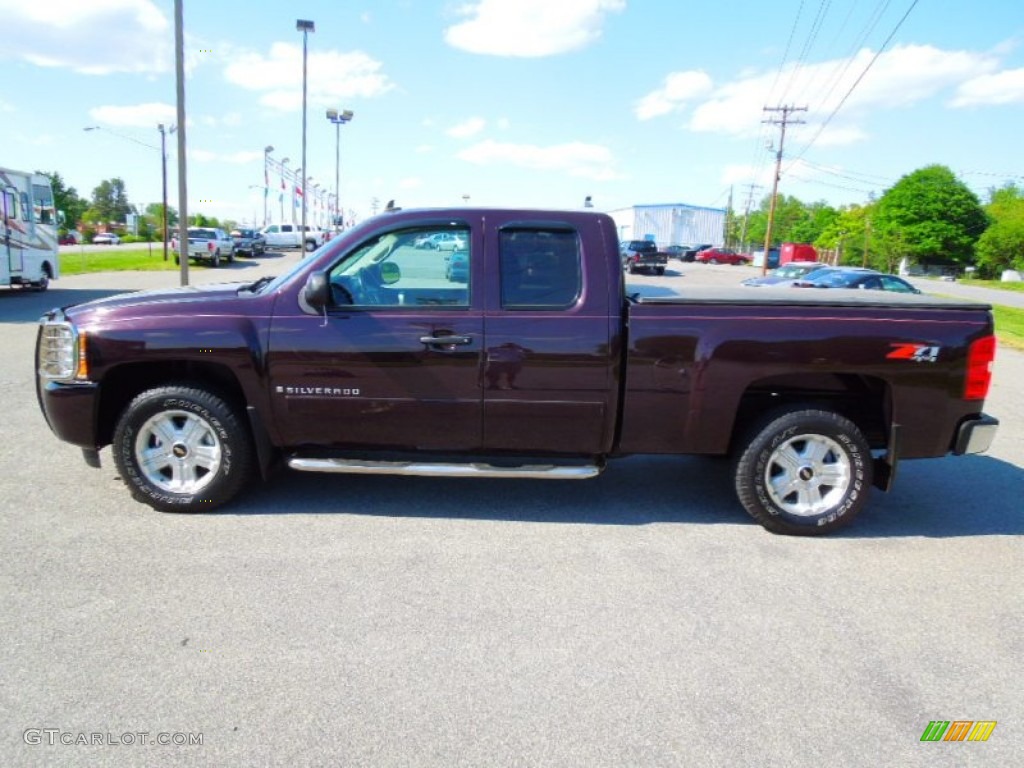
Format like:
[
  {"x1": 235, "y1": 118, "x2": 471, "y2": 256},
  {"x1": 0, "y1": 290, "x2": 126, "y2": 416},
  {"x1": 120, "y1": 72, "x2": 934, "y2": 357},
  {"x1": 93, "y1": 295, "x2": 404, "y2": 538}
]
[
  {"x1": 728, "y1": 372, "x2": 892, "y2": 455},
  {"x1": 96, "y1": 361, "x2": 249, "y2": 447}
]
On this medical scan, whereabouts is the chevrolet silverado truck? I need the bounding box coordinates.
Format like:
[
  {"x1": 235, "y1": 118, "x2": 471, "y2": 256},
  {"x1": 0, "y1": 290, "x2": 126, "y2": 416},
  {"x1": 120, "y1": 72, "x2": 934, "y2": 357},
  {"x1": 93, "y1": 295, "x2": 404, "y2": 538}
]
[{"x1": 35, "y1": 208, "x2": 999, "y2": 535}]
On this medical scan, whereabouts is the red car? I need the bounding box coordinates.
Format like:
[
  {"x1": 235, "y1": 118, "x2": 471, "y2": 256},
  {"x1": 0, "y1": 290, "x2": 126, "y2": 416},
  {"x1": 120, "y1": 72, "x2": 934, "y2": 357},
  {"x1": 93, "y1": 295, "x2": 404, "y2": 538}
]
[{"x1": 696, "y1": 248, "x2": 750, "y2": 265}]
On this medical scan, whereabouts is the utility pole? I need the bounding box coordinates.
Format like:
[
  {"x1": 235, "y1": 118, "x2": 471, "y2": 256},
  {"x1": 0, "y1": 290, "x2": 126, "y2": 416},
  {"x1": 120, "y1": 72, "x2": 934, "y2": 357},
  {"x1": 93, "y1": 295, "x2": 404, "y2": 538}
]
[
  {"x1": 724, "y1": 185, "x2": 734, "y2": 247},
  {"x1": 760, "y1": 105, "x2": 806, "y2": 275},
  {"x1": 738, "y1": 182, "x2": 762, "y2": 252}
]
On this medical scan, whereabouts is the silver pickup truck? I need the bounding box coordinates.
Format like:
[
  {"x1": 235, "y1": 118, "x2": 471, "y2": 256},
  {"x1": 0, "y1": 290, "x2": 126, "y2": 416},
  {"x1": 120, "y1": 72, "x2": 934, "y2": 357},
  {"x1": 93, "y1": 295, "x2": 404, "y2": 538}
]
[{"x1": 173, "y1": 227, "x2": 235, "y2": 267}]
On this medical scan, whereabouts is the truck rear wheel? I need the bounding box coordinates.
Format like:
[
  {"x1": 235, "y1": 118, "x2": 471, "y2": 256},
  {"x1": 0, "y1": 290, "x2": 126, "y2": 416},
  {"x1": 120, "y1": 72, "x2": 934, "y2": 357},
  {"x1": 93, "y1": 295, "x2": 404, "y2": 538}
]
[
  {"x1": 112, "y1": 386, "x2": 254, "y2": 513},
  {"x1": 734, "y1": 408, "x2": 871, "y2": 535},
  {"x1": 212, "y1": 250, "x2": 221, "y2": 268}
]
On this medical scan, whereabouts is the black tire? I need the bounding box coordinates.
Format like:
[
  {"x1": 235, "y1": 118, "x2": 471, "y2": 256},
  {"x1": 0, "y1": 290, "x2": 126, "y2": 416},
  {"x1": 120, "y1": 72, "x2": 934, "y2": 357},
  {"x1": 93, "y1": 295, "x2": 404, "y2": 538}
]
[
  {"x1": 32, "y1": 273, "x2": 50, "y2": 292},
  {"x1": 655, "y1": 267, "x2": 665, "y2": 276},
  {"x1": 212, "y1": 250, "x2": 221, "y2": 268},
  {"x1": 112, "y1": 385, "x2": 254, "y2": 513},
  {"x1": 305, "y1": 240, "x2": 316, "y2": 252},
  {"x1": 174, "y1": 254, "x2": 180, "y2": 265},
  {"x1": 734, "y1": 408, "x2": 872, "y2": 535},
  {"x1": 226, "y1": 248, "x2": 234, "y2": 264}
]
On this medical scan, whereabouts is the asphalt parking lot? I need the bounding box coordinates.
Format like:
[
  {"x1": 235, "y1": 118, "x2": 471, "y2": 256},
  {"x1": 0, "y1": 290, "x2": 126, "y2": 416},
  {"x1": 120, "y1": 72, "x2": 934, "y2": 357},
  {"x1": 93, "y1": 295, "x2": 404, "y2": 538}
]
[{"x1": 1, "y1": 257, "x2": 1021, "y2": 767}]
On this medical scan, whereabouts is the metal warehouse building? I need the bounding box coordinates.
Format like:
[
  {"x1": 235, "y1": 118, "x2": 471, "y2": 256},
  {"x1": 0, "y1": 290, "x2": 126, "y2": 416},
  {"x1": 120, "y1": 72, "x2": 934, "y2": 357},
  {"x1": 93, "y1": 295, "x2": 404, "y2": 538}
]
[{"x1": 607, "y1": 203, "x2": 726, "y2": 248}]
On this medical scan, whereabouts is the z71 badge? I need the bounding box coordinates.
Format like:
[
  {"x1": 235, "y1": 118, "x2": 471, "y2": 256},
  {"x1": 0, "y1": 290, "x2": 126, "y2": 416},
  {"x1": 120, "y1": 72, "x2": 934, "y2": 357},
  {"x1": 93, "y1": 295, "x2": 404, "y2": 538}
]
[{"x1": 887, "y1": 343, "x2": 940, "y2": 363}]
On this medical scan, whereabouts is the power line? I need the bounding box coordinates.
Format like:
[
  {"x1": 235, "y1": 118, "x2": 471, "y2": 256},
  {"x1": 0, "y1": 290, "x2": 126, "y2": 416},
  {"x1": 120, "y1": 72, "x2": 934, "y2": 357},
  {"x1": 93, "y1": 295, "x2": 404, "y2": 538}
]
[{"x1": 786, "y1": 0, "x2": 921, "y2": 170}]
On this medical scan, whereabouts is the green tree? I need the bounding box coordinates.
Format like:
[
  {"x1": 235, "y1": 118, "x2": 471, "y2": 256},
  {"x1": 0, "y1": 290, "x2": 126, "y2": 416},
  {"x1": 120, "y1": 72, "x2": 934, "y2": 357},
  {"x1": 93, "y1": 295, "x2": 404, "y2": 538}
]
[
  {"x1": 873, "y1": 165, "x2": 988, "y2": 268},
  {"x1": 144, "y1": 202, "x2": 179, "y2": 240},
  {"x1": 39, "y1": 171, "x2": 88, "y2": 232},
  {"x1": 85, "y1": 178, "x2": 133, "y2": 224},
  {"x1": 974, "y1": 183, "x2": 1024, "y2": 277}
]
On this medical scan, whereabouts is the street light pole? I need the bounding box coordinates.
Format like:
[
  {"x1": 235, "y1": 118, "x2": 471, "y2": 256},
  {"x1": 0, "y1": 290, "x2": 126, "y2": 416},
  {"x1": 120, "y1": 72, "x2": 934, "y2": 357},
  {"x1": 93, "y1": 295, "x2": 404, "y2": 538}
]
[
  {"x1": 296, "y1": 19, "x2": 315, "y2": 248},
  {"x1": 279, "y1": 157, "x2": 290, "y2": 222},
  {"x1": 158, "y1": 123, "x2": 176, "y2": 261},
  {"x1": 263, "y1": 145, "x2": 273, "y2": 227},
  {"x1": 325, "y1": 109, "x2": 354, "y2": 231}
]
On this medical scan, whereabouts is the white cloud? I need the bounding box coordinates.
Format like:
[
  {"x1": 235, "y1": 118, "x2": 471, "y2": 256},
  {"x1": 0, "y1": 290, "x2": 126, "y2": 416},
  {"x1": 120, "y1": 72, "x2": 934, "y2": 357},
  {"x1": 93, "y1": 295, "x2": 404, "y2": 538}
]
[
  {"x1": 672, "y1": 44, "x2": 999, "y2": 147},
  {"x1": 0, "y1": 0, "x2": 170, "y2": 75},
  {"x1": 224, "y1": 43, "x2": 395, "y2": 111},
  {"x1": 89, "y1": 102, "x2": 176, "y2": 127},
  {"x1": 635, "y1": 71, "x2": 714, "y2": 120},
  {"x1": 445, "y1": 0, "x2": 625, "y2": 57},
  {"x1": 457, "y1": 139, "x2": 622, "y2": 181},
  {"x1": 447, "y1": 117, "x2": 487, "y2": 139},
  {"x1": 950, "y1": 68, "x2": 1024, "y2": 107}
]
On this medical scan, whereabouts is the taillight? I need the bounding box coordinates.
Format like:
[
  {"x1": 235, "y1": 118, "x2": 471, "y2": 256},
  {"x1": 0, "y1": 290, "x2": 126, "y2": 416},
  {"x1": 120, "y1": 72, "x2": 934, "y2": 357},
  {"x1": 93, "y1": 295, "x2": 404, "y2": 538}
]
[
  {"x1": 964, "y1": 335, "x2": 996, "y2": 401},
  {"x1": 208, "y1": 242, "x2": 215, "y2": 252}
]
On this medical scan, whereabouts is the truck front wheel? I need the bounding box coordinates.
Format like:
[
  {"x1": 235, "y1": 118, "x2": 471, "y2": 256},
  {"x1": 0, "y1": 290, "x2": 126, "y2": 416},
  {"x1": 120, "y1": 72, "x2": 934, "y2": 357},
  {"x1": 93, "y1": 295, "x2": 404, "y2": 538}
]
[
  {"x1": 112, "y1": 386, "x2": 254, "y2": 513},
  {"x1": 734, "y1": 408, "x2": 871, "y2": 535},
  {"x1": 305, "y1": 239, "x2": 316, "y2": 252}
]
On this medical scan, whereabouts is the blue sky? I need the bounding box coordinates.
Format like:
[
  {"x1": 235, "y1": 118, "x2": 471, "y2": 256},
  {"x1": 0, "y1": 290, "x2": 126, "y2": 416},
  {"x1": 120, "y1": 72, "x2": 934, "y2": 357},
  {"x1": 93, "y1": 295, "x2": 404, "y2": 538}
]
[{"x1": 1, "y1": 0, "x2": 1022, "y2": 227}]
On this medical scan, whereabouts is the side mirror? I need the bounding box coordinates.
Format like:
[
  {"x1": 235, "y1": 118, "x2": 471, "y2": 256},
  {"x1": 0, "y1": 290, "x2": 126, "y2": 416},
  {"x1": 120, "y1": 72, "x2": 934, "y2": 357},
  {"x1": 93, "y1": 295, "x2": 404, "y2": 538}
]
[
  {"x1": 379, "y1": 261, "x2": 401, "y2": 285},
  {"x1": 304, "y1": 271, "x2": 330, "y2": 309}
]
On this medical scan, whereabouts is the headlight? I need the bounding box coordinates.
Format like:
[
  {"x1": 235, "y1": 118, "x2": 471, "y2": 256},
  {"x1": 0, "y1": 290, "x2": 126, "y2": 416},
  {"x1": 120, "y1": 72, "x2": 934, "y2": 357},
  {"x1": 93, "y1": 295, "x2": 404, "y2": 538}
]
[{"x1": 37, "y1": 321, "x2": 81, "y2": 381}]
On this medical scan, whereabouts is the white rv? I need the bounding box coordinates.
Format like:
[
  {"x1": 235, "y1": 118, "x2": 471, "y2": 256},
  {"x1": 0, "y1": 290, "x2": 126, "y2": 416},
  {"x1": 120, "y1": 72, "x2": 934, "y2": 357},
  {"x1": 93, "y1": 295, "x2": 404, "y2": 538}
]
[{"x1": 1, "y1": 167, "x2": 59, "y2": 290}]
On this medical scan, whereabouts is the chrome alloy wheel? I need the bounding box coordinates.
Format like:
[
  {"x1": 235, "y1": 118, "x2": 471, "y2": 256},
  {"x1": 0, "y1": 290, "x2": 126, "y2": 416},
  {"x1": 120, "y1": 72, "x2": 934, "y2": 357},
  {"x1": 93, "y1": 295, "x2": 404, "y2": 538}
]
[
  {"x1": 134, "y1": 409, "x2": 223, "y2": 494},
  {"x1": 764, "y1": 433, "x2": 852, "y2": 517}
]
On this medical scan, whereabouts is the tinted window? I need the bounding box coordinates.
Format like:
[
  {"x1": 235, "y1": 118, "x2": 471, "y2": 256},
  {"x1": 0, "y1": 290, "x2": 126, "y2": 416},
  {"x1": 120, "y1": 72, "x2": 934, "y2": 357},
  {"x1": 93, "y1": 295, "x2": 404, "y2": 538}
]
[{"x1": 500, "y1": 227, "x2": 581, "y2": 309}]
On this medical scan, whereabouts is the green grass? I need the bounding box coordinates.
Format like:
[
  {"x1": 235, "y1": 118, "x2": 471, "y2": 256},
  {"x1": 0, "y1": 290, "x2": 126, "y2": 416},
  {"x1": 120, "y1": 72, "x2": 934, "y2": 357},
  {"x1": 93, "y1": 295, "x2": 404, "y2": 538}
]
[
  {"x1": 959, "y1": 278, "x2": 1024, "y2": 293},
  {"x1": 59, "y1": 248, "x2": 180, "y2": 275},
  {"x1": 993, "y1": 305, "x2": 1024, "y2": 350}
]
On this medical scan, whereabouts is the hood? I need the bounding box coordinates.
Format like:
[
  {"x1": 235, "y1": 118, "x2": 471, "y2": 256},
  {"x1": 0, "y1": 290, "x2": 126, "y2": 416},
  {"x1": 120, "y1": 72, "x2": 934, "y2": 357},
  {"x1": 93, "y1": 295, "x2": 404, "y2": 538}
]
[{"x1": 63, "y1": 282, "x2": 255, "y2": 323}]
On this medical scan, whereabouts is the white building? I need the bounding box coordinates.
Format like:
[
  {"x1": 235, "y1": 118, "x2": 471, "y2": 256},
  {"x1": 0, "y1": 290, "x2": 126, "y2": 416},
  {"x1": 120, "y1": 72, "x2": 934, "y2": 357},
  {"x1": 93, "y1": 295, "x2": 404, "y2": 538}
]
[{"x1": 607, "y1": 203, "x2": 726, "y2": 247}]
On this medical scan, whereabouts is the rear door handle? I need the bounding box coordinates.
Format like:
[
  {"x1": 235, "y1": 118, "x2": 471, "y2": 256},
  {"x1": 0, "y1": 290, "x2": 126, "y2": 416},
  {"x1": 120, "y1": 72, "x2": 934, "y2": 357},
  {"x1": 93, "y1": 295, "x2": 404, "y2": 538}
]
[{"x1": 419, "y1": 334, "x2": 473, "y2": 346}]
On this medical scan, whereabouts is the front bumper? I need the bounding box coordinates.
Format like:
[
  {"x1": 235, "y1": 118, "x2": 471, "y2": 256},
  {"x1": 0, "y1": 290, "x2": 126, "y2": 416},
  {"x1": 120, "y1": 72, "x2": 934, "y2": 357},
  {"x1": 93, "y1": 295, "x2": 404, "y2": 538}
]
[
  {"x1": 953, "y1": 414, "x2": 999, "y2": 455},
  {"x1": 36, "y1": 379, "x2": 102, "y2": 450}
]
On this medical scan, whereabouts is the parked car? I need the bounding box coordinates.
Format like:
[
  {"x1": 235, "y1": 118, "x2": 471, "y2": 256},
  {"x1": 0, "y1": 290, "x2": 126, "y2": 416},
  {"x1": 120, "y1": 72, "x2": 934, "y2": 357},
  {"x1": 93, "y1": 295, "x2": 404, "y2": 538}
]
[
  {"x1": 446, "y1": 251, "x2": 469, "y2": 282},
  {"x1": 678, "y1": 244, "x2": 714, "y2": 262},
  {"x1": 695, "y1": 248, "x2": 750, "y2": 266},
  {"x1": 742, "y1": 262, "x2": 828, "y2": 287},
  {"x1": 795, "y1": 269, "x2": 921, "y2": 293},
  {"x1": 231, "y1": 228, "x2": 266, "y2": 256},
  {"x1": 92, "y1": 232, "x2": 121, "y2": 246},
  {"x1": 58, "y1": 233, "x2": 80, "y2": 246},
  {"x1": 415, "y1": 232, "x2": 466, "y2": 251}
]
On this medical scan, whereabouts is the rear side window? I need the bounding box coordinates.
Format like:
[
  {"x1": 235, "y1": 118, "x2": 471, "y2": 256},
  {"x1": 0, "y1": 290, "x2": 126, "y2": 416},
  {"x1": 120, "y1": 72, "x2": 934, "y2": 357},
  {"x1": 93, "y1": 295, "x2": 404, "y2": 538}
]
[{"x1": 499, "y1": 227, "x2": 582, "y2": 309}]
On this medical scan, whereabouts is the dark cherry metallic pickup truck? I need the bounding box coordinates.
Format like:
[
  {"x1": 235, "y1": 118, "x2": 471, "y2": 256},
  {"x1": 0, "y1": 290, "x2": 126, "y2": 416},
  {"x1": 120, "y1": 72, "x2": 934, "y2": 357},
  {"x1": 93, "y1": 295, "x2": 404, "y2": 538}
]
[{"x1": 35, "y1": 208, "x2": 999, "y2": 535}]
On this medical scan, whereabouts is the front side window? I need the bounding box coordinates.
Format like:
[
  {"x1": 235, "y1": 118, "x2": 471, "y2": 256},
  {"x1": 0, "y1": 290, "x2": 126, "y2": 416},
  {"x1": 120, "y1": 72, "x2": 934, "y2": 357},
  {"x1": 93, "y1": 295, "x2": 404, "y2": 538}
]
[
  {"x1": 326, "y1": 225, "x2": 471, "y2": 309},
  {"x1": 500, "y1": 227, "x2": 582, "y2": 309},
  {"x1": 32, "y1": 184, "x2": 56, "y2": 225}
]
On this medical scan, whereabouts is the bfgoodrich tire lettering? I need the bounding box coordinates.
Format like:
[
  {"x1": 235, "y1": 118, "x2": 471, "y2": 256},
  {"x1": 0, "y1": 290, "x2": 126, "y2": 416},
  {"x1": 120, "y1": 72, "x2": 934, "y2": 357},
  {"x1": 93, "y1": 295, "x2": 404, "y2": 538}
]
[
  {"x1": 112, "y1": 386, "x2": 253, "y2": 512},
  {"x1": 734, "y1": 408, "x2": 872, "y2": 535}
]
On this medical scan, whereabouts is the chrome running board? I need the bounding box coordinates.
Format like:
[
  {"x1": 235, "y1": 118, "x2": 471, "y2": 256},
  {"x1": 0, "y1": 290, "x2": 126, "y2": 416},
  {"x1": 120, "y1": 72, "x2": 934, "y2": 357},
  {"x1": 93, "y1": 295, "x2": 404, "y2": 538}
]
[{"x1": 287, "y1": 457, "x2": 603, "y2": 480}]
